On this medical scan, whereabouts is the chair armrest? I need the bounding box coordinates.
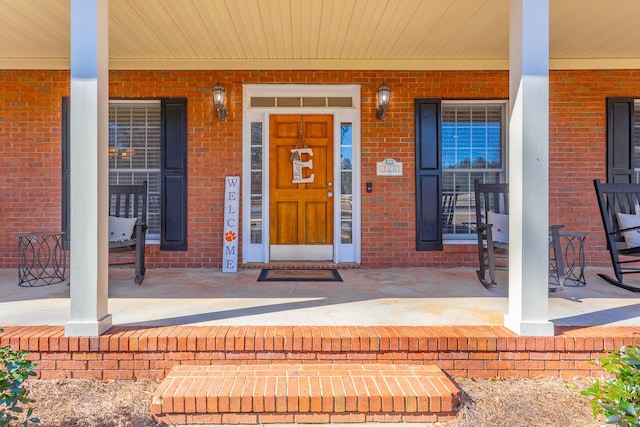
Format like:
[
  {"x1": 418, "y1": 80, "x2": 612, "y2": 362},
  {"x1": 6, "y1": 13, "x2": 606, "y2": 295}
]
[
  {"x1": 476, "y1": 223, "x2": 489, "y2": 233},
  {"x1": 133, "y1": 222, "x2": 147, "y2": 238},
  {"x1": 613, "y1": 224, "x2": 640, "y2": 235},
  {"x1": 477, "y1": 223, "x2": 498, "y2": 245}
]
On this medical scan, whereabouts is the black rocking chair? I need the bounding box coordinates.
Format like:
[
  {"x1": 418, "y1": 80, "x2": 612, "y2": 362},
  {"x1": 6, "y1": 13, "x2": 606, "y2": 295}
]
[
  {"x1": 474, "y1": 180, "x2": 565, "y2": 289},
  {"x1": 474, "y1": 181, "x2": 509, "y2": 288},
  {"x1": 108, "y1": 182, "x2": 147, "y2": 285},
  {"x1": 593, "y1": 179, "x2": 640, "y2": 292}
]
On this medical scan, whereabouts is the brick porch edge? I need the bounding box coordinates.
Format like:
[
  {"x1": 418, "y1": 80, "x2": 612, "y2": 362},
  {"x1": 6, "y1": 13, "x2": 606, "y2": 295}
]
[{"x1": 0, "y1": 325, "x2": 638, "y2": 380}]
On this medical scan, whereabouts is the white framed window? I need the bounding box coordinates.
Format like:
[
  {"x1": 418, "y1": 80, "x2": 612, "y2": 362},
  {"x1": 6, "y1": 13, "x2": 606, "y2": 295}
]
[
  {"x1": 442, "y1": 101, "x2": 507, "y2": 240},
  {"x1": 108, "y1": 100, "x2": 161, "y2": 242}
]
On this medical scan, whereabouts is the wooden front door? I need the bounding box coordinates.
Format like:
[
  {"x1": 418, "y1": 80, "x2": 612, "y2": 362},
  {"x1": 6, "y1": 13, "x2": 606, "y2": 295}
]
[{"x1": 269, "y1": 114, "x2": 334, "y2": 260}]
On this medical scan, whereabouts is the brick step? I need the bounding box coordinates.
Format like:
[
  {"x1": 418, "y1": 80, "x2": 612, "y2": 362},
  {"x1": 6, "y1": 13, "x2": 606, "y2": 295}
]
[{"x1": 151, "y1": 363, "x2": 460, "y2": 425}]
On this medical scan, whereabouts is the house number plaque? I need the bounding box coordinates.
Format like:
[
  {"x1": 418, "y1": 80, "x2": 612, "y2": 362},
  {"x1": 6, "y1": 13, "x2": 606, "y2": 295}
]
[{"x1": 376, "y1": 158, "x2": 403, "y2": 176}]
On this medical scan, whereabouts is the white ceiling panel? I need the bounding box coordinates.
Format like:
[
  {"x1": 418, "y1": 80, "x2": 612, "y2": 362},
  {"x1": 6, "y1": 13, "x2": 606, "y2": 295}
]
[{"x1": 0, "y1": 0, "x2": 639, "y2": 70}]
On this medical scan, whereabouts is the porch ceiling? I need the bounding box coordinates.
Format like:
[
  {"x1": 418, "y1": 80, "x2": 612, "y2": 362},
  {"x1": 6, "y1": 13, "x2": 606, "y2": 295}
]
[{"x1": 2, "y1": 0, "x2": 640, "y2": 71}]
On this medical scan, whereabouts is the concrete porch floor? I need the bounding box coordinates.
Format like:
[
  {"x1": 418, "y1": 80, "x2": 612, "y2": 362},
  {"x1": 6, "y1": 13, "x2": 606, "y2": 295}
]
[{"x1": 2, "y1": 266, "x2": 640, "y2": 328}]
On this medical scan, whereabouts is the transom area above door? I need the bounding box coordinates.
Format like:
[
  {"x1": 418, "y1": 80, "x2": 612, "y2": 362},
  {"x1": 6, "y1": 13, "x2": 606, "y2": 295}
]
[{"x1": 250, "y1": 96, "x2": 353, "y2": 108}]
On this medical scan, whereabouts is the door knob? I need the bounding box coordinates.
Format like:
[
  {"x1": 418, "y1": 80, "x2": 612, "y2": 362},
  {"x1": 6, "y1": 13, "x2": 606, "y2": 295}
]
[{"x1": 327, "y1": 192, "x2": 333, "y2": 198}]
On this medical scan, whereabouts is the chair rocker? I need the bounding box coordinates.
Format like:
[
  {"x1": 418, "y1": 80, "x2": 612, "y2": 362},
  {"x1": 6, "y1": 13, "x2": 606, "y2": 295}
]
[
  {"x1": 474, "y1": 180, "x2": 565, "y2": 289},
  {"x1": 108, "y1": 181, "x2": 147, "y2": 285},
  {"x1": 593, "y1": 179, "x2": 640, "y2": 292}
]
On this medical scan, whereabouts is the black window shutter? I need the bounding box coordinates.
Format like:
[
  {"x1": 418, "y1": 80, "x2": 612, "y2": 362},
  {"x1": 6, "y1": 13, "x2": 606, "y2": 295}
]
[
  {"x1": 61, "y1": 97, "x2": 71, "y2": 250},
  {"x1": 607, "y1": 97, "x2": 636, "y2": 183},
  {"x1": 160, "y1": 98, "x2": 188, "y2": 251},
  {"x1": 415, "y1": 98, "x2": 442, "y2": 251}
]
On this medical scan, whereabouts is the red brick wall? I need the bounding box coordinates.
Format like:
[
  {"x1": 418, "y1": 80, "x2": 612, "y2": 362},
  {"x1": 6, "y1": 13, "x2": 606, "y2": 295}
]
[
  {"x1": 3, "y1": 325, "x2": 636, "y2": 380},
  {"x1": 1, "y1": 71, "x2": 69, "y2": 269},
  {"x1": 550, "y1": 70, "x2": 640, "y2": 268},
  {"x1": 1, "y1": 69, "x2": 639, "y2": 268}
]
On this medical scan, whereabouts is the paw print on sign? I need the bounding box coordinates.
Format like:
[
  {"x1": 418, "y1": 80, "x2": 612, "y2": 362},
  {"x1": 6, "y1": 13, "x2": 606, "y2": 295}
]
[{"x1": 225, "y1": 231, "x2": 237, "y2": 242}]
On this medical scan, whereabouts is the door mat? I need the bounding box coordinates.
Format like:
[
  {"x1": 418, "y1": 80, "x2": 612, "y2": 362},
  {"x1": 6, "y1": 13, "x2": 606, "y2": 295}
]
[{"x1": 258, "y1": 269, "x2": 342, "y2": 282}]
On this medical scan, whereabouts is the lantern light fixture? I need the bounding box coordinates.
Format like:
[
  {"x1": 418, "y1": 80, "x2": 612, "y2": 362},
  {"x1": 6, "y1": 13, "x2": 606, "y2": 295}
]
[
  {"x1": 212, "y1": 81, "x2": 227, "y2": 120},
  {"x1": 376, "y1": 79, "x2": 391, "y2": 120}
]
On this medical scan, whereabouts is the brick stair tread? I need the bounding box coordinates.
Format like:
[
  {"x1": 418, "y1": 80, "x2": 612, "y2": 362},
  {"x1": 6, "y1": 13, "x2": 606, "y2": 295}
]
[{"x1": 152, "y1": 363, "x2": 460, "y2": 418}]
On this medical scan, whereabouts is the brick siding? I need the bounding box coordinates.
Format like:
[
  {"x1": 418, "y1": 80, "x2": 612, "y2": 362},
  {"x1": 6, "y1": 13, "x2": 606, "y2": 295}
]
[{"x1": 1, "y1": 69, "x2": 639, "y2": 268}]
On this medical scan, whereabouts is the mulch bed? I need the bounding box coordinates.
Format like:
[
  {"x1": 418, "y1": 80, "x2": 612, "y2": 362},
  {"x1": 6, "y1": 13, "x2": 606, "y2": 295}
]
[{"x1": 17, "y1": 376, "x2": 604, "y2": 427}]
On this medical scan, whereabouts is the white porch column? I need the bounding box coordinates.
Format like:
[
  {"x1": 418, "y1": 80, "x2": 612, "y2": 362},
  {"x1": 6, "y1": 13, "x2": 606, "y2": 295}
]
[
  {"x1": 65, "y1": 0, "x2": 112, "y2": 336},
  {"x1": 504, "y1": 0, "x2": 554, "y2": 336}
]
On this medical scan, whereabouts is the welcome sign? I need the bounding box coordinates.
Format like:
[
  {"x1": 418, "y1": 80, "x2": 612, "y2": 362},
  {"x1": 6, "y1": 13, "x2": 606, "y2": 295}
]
[{"x1": 223, "y1": 176, "x2": 240, "y2": 272}]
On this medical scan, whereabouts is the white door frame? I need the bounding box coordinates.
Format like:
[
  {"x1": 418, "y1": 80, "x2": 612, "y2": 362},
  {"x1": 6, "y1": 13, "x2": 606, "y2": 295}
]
[{"x1": 242, "y1": 84, "x2": 361, "y2": 264}]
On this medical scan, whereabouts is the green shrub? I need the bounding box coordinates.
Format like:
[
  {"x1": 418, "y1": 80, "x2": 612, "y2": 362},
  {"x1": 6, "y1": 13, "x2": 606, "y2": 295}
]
[
  {"x1": 0, "y1": 329, "x2": 39, "y2": 427},
  {"x1": 582, "y1": 345, "x2": 640, "y2": 426}
]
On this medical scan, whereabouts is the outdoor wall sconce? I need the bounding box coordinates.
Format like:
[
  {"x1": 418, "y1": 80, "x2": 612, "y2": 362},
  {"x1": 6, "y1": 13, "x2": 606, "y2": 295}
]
[
  {"x1": 376, "y1": 79, "x2": 391, "y2": 120},
  {"x1": 212, "y1": 81, "x2": 227, "y2": 120}
]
